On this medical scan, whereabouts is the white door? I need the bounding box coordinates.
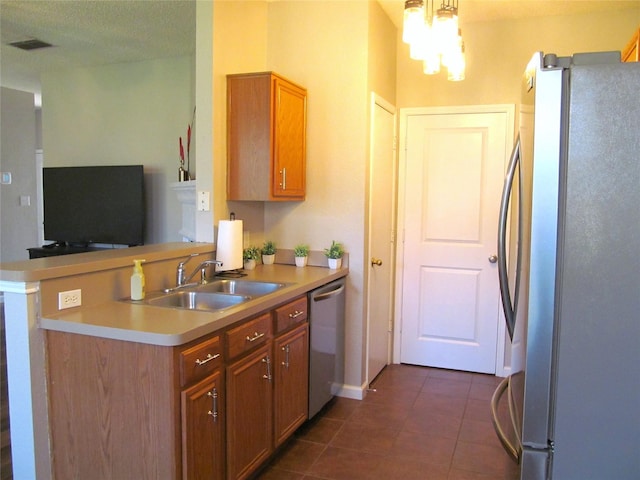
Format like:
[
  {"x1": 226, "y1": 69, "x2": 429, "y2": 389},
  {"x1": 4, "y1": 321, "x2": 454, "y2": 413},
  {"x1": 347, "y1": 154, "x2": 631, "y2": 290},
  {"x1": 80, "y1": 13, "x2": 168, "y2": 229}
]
[
  {"x1": 366, "y1": 94, "x2": 396, "y2": 384},
  {"x1": 399, "y1": 106, "x2": 513, "y2": 373}
]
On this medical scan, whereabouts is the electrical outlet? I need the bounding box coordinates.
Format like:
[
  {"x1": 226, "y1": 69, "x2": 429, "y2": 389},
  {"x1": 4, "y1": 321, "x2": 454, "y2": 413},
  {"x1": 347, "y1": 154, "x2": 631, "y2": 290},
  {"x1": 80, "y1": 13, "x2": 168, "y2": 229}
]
[{"x1": 58, "y1": 289, "x2": 82, "y2": 310}]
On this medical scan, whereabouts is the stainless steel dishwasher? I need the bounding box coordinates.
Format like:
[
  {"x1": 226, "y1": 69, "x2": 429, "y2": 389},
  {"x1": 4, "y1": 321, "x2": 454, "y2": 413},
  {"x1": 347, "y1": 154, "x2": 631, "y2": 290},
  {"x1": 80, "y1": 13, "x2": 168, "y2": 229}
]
[{"x1": 308, "y1": 277, "x2": 345, "y2": 419}]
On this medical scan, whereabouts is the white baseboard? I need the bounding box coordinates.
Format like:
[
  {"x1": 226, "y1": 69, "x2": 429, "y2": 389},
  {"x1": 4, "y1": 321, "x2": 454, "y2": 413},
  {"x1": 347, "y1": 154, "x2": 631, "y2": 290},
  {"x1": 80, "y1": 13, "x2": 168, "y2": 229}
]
[{"x1": 332, "y1": 382, "x2": 367, "y2": 401}]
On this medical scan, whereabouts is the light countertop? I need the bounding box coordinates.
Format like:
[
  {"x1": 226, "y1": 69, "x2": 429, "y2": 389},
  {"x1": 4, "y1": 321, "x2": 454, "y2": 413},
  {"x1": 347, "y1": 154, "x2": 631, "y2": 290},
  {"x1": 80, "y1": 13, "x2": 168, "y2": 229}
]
[{"x1": 40, "y1": 264, "x2": 347, "y2": 346}]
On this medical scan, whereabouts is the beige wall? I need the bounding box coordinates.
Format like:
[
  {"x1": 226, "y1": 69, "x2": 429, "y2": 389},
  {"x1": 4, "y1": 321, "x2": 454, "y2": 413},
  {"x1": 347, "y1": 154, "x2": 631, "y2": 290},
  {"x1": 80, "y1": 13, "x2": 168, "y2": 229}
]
[
  {"x1": 212, "y1": 1, "x2": 397, "y2": 393},
  {"x1": 0, "y1": 87, "x2": 38, "y2": 262},
  {"x1": 397, "y1": 9, "x2": 640, "y2": 109},
  {"x1": 41, "y1": 57, "x2": 194, "y2": 244}
]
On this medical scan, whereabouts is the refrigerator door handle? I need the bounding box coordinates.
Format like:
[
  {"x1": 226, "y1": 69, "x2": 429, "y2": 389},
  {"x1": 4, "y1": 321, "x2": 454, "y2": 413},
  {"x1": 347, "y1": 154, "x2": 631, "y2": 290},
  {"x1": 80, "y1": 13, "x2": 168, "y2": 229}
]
[
  {"x1": 491, "y1": 376, "x2": 520, "y2": 463},
  {"x1": 498, "y1": 134, "x2": 522, "y2": 340}
]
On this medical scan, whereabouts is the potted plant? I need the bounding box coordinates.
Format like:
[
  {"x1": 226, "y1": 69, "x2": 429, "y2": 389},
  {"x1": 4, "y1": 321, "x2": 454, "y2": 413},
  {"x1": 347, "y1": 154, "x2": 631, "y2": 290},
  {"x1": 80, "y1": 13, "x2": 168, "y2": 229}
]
[
  {"x1": 261, "y1": 240, "x2": 276, "y2": 265},
  {"x1": 293, "y1": 244, "x2": 310, "y2": 267},
  {"x1": 243, "y1": 246, "x2": 260, "y2": 270},
  {"x1": 324, "y1": 240, "x2": 344, "y2": 269}
]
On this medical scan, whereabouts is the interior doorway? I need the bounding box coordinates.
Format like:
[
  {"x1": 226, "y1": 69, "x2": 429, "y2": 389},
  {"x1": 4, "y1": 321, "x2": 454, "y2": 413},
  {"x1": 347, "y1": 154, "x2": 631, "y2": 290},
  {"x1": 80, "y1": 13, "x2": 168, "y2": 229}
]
[
  {"x1": 395, "y1": 105, "x2": 514, "y2": 373},
  {"x1": 366, "y1": 93, "x2": 397, "y2": 385}
]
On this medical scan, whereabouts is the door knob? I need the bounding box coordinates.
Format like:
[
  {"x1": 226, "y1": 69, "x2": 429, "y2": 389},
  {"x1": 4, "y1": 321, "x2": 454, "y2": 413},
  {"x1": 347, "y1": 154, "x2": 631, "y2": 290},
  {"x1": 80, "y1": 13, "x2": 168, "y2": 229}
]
[
  {"x1": 371, "y1": 258, "x2": 383, "y2": 266},
  {"x1": 488, "y1": 255, "x2": 498, "y2": 264}
]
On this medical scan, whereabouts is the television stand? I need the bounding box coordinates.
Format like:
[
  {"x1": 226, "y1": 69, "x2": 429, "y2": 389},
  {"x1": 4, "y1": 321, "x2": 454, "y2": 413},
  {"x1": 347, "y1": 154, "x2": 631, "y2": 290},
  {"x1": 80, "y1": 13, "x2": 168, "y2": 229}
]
[{"x1": 28, "y1": 244, "x2": 110, "y2": 259}]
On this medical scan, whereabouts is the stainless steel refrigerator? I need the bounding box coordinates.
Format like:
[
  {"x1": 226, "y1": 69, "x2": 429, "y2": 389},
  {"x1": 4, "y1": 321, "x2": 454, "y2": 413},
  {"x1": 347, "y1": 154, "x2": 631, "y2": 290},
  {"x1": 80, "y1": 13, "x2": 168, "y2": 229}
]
[{"x1": 492, "y1": 51, "x2": 640, "y2": 480}]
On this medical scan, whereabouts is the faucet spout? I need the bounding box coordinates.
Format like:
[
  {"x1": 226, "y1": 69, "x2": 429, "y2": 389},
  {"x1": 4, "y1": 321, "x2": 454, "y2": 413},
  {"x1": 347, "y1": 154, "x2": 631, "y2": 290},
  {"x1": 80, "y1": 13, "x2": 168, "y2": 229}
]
[
  {"x1": 176, "y1": 253, "x2": 200, "y2": 287},
  {"x1": 184, "y1": 260, "x2": 224, "y2": 285}
]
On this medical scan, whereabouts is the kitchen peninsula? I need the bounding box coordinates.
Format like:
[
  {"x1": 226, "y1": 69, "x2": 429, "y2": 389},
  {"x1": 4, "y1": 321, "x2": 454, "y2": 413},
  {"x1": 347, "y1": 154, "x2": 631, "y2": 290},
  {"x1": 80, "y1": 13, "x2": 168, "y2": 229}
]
[{"x1": 1, "y1": 242, "x2": 348, "y2": 479}]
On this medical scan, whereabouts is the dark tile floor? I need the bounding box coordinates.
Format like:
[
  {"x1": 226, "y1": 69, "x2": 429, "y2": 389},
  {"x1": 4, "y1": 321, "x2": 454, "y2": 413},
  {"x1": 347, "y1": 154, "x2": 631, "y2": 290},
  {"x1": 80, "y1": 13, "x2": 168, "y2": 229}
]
[{"x1": 255, "y1": 364, "x2": 520, "y2": 480}]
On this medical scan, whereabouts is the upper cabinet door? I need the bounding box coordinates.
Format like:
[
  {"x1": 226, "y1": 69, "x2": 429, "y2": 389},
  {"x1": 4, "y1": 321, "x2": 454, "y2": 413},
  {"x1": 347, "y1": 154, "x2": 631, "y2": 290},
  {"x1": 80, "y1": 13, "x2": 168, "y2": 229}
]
[
  {"x1": 227, "y1": 72, "x2": 307, "y2": 201},
  {"x1": 622, "y1": 27, "x2": 639, "y2": 62},
  {"x1": 272, "y1": 77, "x2": 306, "y2": 199}
]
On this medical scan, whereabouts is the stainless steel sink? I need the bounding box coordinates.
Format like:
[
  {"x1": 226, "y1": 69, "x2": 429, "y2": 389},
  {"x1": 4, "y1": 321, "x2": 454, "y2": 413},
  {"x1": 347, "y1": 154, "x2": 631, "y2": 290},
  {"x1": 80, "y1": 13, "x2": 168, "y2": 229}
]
[
  {"x1": 125, "y1": 279, "x2": 288, "y2": 312},
  {"x1": 145, "y1": 291, "x2": 251, "y2": 311},
  {"x1": 196, "y1": 279, "x2": 287, "y2": 296}
]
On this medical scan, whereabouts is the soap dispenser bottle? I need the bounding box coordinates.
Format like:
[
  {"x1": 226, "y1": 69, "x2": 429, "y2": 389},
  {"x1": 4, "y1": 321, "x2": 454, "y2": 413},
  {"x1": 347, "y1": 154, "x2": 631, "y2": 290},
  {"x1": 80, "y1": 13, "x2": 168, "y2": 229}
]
[{"x1": 130, "y1": 259, "x2": 146, "y2": 301}]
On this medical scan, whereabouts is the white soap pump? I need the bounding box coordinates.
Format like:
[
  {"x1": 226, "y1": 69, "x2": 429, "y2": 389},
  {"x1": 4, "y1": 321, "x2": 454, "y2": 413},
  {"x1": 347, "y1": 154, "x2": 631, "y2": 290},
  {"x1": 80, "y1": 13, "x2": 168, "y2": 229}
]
[{"x1": 130, "y1": 259, "x2": 146, "y2": 301}]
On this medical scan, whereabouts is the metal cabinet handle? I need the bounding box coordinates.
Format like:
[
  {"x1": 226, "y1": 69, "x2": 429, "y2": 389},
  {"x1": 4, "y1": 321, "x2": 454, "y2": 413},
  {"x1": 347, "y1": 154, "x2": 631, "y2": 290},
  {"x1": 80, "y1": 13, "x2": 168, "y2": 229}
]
[
  {"x1": 288, "y1": 310, "x2": 304, "y2": 319},
  {"x1": 262, "y1": 356, "x2": 272, "y2": 381},
  {"x1": 207, "y1": 388, "x2": 218, "y2": 422},
  {"x1": 245, "y1": 331, "x2": 265, "y2": 343},
  {"x1": 281, "y1": 344, "x2": 290, "y2": 368},
  {"x1": 279, "y1": 168, "x2": 287, "y2": 190},
  {"x1": 195, "y1": 353, "x2": 220, "y2": 366}
]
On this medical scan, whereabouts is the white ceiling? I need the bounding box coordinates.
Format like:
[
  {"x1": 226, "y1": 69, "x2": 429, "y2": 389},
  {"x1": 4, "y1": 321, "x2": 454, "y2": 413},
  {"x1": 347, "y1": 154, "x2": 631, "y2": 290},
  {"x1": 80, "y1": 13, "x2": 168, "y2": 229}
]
[
  {"x1": 1, "y1": 0, "x2": 638, "y2": 96},
  {"x1": 0, "y1": 0, "x2": 196, "y2": 94}
]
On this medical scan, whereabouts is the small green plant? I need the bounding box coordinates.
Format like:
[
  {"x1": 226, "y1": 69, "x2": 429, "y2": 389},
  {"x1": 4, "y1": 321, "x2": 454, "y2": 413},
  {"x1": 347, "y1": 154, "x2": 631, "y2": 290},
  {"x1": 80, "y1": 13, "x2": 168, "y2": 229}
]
[
  {"x1": 324, "y1": 240, "x2": 344, "y2": 259},
  {"x1": 294, "y1": 244, "x2": 310, "y2": 257},
  {"x1": 243, "y1": 246, "x2": 260, "y2": 261},
  {"x1": 261, "y1": 240, "x2": 277, "y2": 255}
]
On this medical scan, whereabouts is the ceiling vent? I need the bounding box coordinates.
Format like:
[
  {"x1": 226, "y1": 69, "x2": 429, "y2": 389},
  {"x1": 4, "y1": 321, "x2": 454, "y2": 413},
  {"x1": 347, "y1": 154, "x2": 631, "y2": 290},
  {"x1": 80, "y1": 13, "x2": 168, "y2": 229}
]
[{"x1": 8, "y1": 38, "x2": 53, "y2": 51}]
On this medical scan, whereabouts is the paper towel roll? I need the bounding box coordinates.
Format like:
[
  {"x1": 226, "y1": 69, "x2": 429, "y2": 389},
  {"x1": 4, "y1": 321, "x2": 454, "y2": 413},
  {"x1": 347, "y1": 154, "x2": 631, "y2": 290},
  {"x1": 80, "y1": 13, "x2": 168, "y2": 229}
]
[{"x1": 216, "y1": 219, "x2": 243, "y2": 271}]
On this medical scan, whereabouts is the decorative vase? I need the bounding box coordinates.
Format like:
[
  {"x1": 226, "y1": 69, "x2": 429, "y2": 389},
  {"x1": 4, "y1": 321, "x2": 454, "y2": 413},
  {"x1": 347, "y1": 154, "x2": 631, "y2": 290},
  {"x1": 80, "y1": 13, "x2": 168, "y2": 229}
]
[
  {"x1": 243, "y1": 259, "x2": 256, "y2": 270},
  {"x1": 328, "y1": 257, "x2": 342, "y2": 269},
  {"x1": 262, "y1": 254, "x2": 275, "y2": 265},
  {"x1": 295, "y1": 256, "x2": 307, "y2": 267}
]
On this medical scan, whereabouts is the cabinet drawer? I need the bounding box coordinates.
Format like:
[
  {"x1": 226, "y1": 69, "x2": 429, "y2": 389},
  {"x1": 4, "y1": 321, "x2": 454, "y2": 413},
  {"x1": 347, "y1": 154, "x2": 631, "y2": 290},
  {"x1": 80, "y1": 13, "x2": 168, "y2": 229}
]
[
  {"x1": 180, "y1": 336, "x2": 223, "y2": 387},
  {"x1": 226, "y1": 312, "x2": 272, "y2": 359},
  {"x1": 274, "y1": 296, "x2": 308, "y2": 333}
]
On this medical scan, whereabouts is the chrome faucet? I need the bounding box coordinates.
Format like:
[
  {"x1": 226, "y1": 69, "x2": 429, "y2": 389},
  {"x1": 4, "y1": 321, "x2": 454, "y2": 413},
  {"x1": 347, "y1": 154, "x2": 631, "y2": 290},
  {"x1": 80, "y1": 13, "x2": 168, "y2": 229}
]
[
  {"x1": 184, "y1": 259, "x2": 223, "y2": 285},
  {"x1": 176, "y1": 253, "x2": 199, "y2": 287},
  {"x1": 172, "y1": 254, "x2": 223, "y2": 292}
]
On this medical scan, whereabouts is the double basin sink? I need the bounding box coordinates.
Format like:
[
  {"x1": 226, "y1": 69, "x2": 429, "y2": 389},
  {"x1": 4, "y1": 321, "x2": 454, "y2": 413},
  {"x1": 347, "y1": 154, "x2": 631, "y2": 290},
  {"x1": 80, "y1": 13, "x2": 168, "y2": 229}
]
[{"x1": 130, "y1": 279, "x2": 288, "y2": 312}]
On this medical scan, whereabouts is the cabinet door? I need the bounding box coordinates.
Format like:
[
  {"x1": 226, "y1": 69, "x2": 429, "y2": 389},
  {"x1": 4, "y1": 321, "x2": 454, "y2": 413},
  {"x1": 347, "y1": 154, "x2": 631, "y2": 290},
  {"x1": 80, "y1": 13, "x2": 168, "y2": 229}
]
[
  {"x1": 273, "y1": 77, "x2": 306, "y2": 199},
  {"x1": 274, "y1": 324, "x2": 309, "y2": 447},
  {"x1": 181, "y1": 370, "x2": 225, "y2": 480},
  {"x1": 622, "y1": 28, "x2": 639, "y2": 62},
  {"x1": 226, "y1": 343, "x2": 273, "y2": 480}
]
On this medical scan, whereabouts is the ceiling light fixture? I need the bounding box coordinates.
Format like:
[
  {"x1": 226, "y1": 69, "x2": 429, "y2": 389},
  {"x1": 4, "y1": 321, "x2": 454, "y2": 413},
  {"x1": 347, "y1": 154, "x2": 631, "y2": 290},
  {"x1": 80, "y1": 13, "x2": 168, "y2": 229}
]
[{"x1": 402, "y1": 0, "x2": 465, "y2": 81}]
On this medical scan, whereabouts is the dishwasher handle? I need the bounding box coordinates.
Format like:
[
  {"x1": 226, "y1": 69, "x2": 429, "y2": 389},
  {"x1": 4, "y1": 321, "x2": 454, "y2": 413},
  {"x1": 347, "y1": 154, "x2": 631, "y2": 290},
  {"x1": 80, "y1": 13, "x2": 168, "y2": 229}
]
[{"x1": 312, "y1": 284, "x2": 345, "y2": 302}]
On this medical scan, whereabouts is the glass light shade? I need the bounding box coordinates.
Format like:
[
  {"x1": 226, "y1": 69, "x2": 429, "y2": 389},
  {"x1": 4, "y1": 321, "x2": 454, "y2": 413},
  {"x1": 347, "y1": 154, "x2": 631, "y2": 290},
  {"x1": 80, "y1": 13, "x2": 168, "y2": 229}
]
[
  {"x1": 409, "y1": 23, "x2": 429, "y2": 60},
  {"x1": 441, "y1": 29, "x2": 462, "y2": 67},
  {"x1": 402, "y1": 2, "x2": 425, "y2": 45},
  {"x1": 433, "y1": 8, "x2": 458, "y2": 47},
  {"x1": 447, "y1": 46, "x2": 465, "y2": 81},
  {"x1": 423, "y1": 53, "x2": 441, "y2": 75}
]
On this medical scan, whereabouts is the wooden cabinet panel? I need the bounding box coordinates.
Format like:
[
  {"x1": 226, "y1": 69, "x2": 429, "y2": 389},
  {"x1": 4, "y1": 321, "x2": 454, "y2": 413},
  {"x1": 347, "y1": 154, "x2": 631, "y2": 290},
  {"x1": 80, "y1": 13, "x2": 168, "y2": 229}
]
[
  {"x1": 46, "y1": 331, "x2": 179, "y2": 479},
  {"x1": 274, "y1": 295, "x2": 308, "y2": 333},
  {"x1": 622, "y1": 27, "x2": 639, "y2": 62},
  {"x1": 180, "y1": 335, "x2": 223, "y2": 387},
  {"x1": 226, "y1": 312, "x2": 271, "y2": 359},
  {"x1": 226, "y1": 343, "x2": 273, "y2": 480},
  {"x1": 181, "y1": 371, "x2": 225, "y2": 480},
  {"x1": 272, "y1": 77, "x2": 306, "y2": 199},
  {"x1": 274, "y1": 323, "x2": 309, "y2": 447},
  {"x1": 227, "y1": 72, "x2": 306, "y2": 201}
]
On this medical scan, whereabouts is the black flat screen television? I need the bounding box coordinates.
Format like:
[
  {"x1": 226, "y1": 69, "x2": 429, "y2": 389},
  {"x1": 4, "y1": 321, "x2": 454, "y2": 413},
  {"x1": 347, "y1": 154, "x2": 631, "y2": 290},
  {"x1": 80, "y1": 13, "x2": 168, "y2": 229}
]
[{"x1": 43, "y1": 165, "x2": 145, "y2": 246}]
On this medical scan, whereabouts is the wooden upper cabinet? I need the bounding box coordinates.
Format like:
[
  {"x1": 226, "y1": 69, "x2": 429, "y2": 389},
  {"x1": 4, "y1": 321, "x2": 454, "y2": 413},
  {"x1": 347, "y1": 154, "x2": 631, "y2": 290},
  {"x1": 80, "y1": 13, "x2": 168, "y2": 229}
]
[
  {"x1": 622, "y1": 27, "x2": 639, "y2": 62},
  {"x1": 227, "y1": 72, "x2": 307, "y2": 201}
]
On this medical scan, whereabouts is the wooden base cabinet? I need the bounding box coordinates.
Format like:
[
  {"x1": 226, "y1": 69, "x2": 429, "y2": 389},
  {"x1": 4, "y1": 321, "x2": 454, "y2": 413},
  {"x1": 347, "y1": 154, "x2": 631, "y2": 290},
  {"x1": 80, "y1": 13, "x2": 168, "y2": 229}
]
[
  {"x1": 226, "y1": 343, "x2": 273, "y2": 480},
  {"x1": 46, "y1": 296, "x2": 311, "y2": 480},
  {"x1": 181, "y1": 370, "x2": 225, "y2": 480},
  {"x1": 274, "y1": 324, "x2": 309, "y2": 447}
]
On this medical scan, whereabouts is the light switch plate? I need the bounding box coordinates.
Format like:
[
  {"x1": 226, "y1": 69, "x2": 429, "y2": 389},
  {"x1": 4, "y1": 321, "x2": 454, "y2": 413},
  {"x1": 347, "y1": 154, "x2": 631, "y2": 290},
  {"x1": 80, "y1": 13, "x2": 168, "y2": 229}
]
[{"x1": 197, "y1": 191, "x2": 210, "y2": 211}]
